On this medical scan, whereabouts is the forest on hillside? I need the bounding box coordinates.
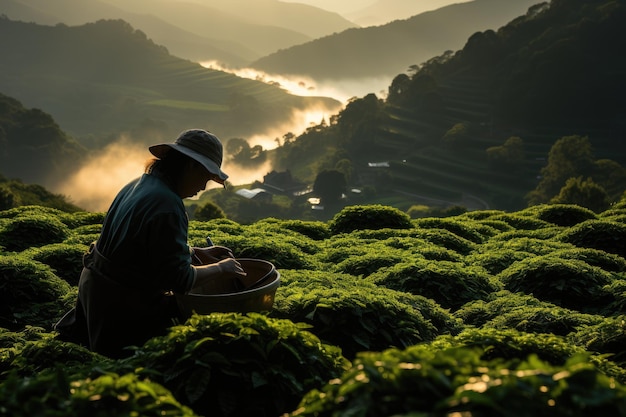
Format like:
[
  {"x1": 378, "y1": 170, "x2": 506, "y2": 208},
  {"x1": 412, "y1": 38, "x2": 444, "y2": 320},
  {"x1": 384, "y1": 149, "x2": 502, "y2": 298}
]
[{"x1": 257, "y1": 0, "x2": 626, "y2": 214}]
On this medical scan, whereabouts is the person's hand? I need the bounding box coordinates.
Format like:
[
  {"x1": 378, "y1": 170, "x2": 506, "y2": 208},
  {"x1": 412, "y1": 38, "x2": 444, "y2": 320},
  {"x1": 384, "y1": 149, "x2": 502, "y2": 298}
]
[
  {"x1": 192, "y1": 257, "x2": 246, "y2": 290},
  {"x1": 214, "y1": 258, "x2": 246, "y2": 279},
  {"x1": 192, "y1": 245, "x2": 234, "y2": 264}
]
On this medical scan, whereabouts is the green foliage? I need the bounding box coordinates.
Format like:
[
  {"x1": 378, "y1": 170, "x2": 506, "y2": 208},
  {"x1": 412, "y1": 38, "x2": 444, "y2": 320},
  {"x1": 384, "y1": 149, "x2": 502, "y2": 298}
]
[
  {"x1": 456, "y1": 290, "x2": 605, "y2": 337},
  {"x1": 433, "y1": 327, "x2": 587, "y2": 365},
  {"x1": 558, "y1": 219, "x2": 626, "y2": 258},
  {"x1": 369, "y1": 260, "x2": 496, "y2": 311},
  {"x1": 21, "y1": 243, "x2": 88, "y2": 286},
  {"x1": 465, "y1": 249, "x2": 532, "y2": 275},
  {"x1": 192, "y1": 201, "x2": 226, "y2": 221},
  {"x1": 288, "y1": 342, "x2": 626, "y2": 416},
  {"x1": 569, "y1": 316, "x2": 626, "y2": 366},
  {"x1": 413, "y1": 217, "x2": 487, "y2": 243},
  {"x1": 217, "y1": 234, "x2": 317, "y2": 269},
  {"x1": 531, "y1": 203, "x2": 598, "y2": 226},
  {"x1": 551, "y1": 176, "x2": 611, "y2": 213},
  {"x1": 0, "y1": 369, "x2": 199, "y2": 417},
  {"x1": 0, "y1": 255, "x2": 70, "y2": 330},
  {"x1": 127, "y1": 313, "x2": 348, "y2": 417},
  {"x1": 2, "y1": 204, "x2": 626, "y2": 415},
  {"x1": 274, "y1": 219, "x2": 331, "y2": 241},
  {"x1": 0, "y1": 212, "x2": 69, "y2": 252},
  {"x1": 271, "y1": 270, "x2": 462, "y2": 359},
  {"x1": 329, "y1": 204, "x2": 412, "y2": 234},
  {"x1": 333, "y1": 253, "x2": 403, "y2": 277},
  {"x1": 0, "y1": 330, "x2": 106, "y2": 382},
  {"x1": 497, "y1": 256, "x2": 615, "y2": 312}
]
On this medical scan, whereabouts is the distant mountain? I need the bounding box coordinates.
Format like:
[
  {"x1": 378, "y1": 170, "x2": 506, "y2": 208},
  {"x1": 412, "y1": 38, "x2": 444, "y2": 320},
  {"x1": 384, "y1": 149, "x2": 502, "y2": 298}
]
[
  {"x1": 346, "y1": 0, "x2": 472, "y2": 27},
  {"x1": 0, "y1": 17, "x2": 340, "y2": 143},
  {"x1": 250, "y1": 0, "x2": 542, "y2": 80},
  {"x1": 1, "y1": 0, "x2": 357, "y2": 65}
]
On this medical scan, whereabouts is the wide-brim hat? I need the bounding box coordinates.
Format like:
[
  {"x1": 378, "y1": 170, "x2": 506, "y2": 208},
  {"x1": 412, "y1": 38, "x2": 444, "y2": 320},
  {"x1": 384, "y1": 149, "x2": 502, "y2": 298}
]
[{"x1": 149, "y1": 129, "x2": 229, "y2": 185}]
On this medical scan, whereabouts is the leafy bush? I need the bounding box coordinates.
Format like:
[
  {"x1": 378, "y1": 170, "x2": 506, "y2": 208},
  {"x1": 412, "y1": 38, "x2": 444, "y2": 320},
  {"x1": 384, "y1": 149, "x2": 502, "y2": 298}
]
[
  {"x1": 433, "y1": 327, "x2": 587, "y2": 365},
  {"x1": 369, "y1": 260, "x2": 497, "y2": 310},
  {"x1": 550, "y1": 247, "x2": 626, "y2": 272},
  {"x1": 271, "y1": 269, "x2": 462, "y2": 358},
  {"x1": 0, "y1": 330, "x2": 106, "y2": 381},
  {"x1": 531, "y1": 203, "x2": 598, "y2": 226},
  {"x1": 569, "y1": 316, "x2": 626, "y2": 366},
  {"x1": 214, "y1": 235, "x2": 318, "y2": 269},
  {"x1": 0, "y1": 256, "x2": 71, "y2": 330},
  {"x1": 329, "y1": 204, "x2": 412, "y2": 234},
  {"x1": 558, "y1": 219, "x2": 626, "y2": 258},
  {"x1": 0, "y1": 369, "x2": 199, "y2": 417},
  {"x1": 0, "y1": 214, "x2": 69, "y2": 252},
  {"x1": 126, "y1": 313, "x2": 348, "y2": 417},
  {"x1": 601, "y1": 279, "x2": 626, "y2": 315},
  {"x1": 332, "y1": 252, "x2": 404, "y2": 276},
  {"x1": 416, "y1": 228, "x2": 479, "y2": 255},
  {"x1": 465, "y1": 248, "x2": 532, "y2": 274},
  {"x1": 489, "y1": 213, "x2": 553, "y2": 230},
  {"x1": 272, "y1": 219, "x2": 331, "y2": 240},
  {"x1": 497, "y1": 256, "x2": 615, "y2": 312},
  {"x1": 413, "y1": 217, "x2": 487, "y2": 243},
  {"x1": 21, "y1": 243, "x2": 88, "y2": 285},
  {"x1": 287, "y1": 343, "x2": 626, "y2": 417},
  {"x1": 484, "y1": 236, "x2": 573, "y2": 255},
  {"x1": 455, "y1": 291, "x2": 603, "y2": 335}
]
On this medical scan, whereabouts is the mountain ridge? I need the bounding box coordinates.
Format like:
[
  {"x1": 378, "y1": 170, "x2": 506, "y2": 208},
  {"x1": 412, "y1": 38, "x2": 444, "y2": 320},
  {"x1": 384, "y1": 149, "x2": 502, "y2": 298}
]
[{"x1": 250, "y1": 0, "x2": 543, "y2": 80}]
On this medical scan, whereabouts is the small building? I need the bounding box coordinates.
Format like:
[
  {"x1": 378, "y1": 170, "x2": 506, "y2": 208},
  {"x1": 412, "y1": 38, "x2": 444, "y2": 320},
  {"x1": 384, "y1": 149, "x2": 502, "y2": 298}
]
[{"x1": 235, "y1": 188, "x2": 273, "y2": 203}]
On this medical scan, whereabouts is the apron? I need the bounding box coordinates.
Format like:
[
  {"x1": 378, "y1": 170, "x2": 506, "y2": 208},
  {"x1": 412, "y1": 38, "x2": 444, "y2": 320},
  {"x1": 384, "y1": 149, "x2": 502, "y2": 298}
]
[{"x1": 55, "y1": 243, "x2": 179, "y2": 358}]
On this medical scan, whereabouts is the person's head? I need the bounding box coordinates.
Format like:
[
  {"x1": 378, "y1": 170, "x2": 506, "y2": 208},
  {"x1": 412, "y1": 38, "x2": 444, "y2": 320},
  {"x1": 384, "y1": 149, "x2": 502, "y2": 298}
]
[{"x1": 147, "y1": 129, "x2": 229, "y2": 198}]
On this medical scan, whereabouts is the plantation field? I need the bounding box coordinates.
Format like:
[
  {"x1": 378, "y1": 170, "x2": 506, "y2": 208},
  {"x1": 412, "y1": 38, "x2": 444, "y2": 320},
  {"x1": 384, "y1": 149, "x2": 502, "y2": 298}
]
[{"x1": 1, "y1": 202, "x2": 626, "y2": 416}]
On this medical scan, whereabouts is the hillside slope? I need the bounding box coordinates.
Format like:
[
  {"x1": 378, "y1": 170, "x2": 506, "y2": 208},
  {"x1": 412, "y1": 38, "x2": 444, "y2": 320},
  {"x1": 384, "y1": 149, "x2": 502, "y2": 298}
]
[
  {"x1": 250, "y1": 0, "x2": 542, "y2": 80},
  {"x1": 270, "y1": 0, "x2": 626, "y2": 212},
  {"x1": 0, "y1": 17, "x2": 341, "y2": 143}
]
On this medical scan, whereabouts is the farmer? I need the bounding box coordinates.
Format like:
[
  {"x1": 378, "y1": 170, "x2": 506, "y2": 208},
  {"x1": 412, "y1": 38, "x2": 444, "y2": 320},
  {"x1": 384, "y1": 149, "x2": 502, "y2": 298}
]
[{"x1": 56, "y1": 129, "x2": 246, "y2": 358}]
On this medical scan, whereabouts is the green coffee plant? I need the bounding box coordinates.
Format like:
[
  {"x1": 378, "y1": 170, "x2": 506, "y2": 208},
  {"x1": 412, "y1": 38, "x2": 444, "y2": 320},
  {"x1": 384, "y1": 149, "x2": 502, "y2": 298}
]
[
  {"x1": 0, "y1": 255, "x2": 71, "y2": 330},
  {"x1": 569, "y1": 315, "x2": 626, "y2": 365},
  {"x1": 272, "y1": 269, "x2": 462, "y2": 358},
  {"x1": 529, "y1": 203, "x2": 598, "y2": 226},
  {"x1": 369, "y1": 259, "x2": 496, "y2": 310},
  {"x1": 0, "y1": 369, "x2": 199, "y2": 417},
  {"x1": 498, "y1": 256, "x2": 616, "y2": 312},
  {"x1": 126, "y1": 313, "x2": 348, "y2": 417},
  {"x1": 21, "y1": 243, "x2": 88, "y2": 286},
  {"x1": 455, "y1": 291, "x2": 603, "y2": 335},
  {"x1": 329, "y1": 204, "x2": 412, "y2": 234},
  {"x1": 286, "y1": 343, "x2": 626, "y2": 417},
  {"x1": 558, "y1": 219, "x2": 626, "y2": 258},
  {"x1": 0, "y1": 214, "x2": 69, "y2": 252},
  {"x1": 413, "y1": 217, "x2": 488, "y2": 243}
]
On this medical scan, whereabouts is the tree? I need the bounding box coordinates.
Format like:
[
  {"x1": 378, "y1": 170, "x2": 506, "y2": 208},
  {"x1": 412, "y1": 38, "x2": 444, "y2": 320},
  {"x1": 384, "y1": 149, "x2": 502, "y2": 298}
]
[
  {"x1": 527, "y1": 135, "x2": 595, "y2": 205},
  {"x1": 486, "y1": 136, "x2": 525, "y2": 170},
  {"x1": 313, "y1": 170, "x2": 346, "y2": 204},
  {"x1": 0, "y1": 186, "x2": 17, "y2": 210},
  {"x1": 550, "y1": 177, "x2": 610, "y2": 213},
  {"x1": 194, "y1": 201, "x2": 226, "y2": 221},
  {"x1": 442, "y1": 122, "x2": 470, "y2": 148}
]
